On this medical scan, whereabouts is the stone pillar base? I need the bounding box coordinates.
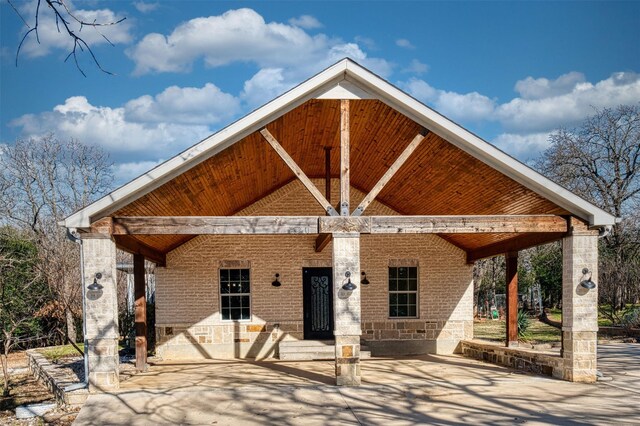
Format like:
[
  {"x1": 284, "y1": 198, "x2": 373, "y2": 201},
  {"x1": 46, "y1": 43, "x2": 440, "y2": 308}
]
[
  {"x1": 87, "y1": 337, "x2": 120, "y2": 392},
  {"x1": 335, "y1": 335, "x2": 361, "y2": 386},
  {"x1": 562, "y1": 330, "x2": 597, "y2": 383}
]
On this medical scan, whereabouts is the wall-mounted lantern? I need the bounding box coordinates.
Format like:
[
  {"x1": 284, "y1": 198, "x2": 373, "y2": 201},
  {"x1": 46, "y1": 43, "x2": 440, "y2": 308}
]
[
  {"x1": 360, "y1": 271, "x2": 370, "y2": 285},
  {"x1": 87, "y1": 272, "x2": 104, "y2": 300},
  {"x1": 579, "y1": 268, "x2": 596, "y2": 290},
  {"x1": 342, "y1": 271, "x2": 357, "y2": 291},
  {"x1": 272, "y1": 273, "x2": 282, "y2": 287}
]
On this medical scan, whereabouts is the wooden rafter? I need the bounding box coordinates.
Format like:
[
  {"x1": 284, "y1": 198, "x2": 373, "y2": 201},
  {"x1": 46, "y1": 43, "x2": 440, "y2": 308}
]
[
  {"x1": 352, "y1": 129, "x2": 429, "y2": 216},
  {"x1": 466, "y1": 232, "x2": 565, "y2": 263},
  {"x1": 340, "y1": 99, "x2": 350, "y2": 216},
  {"x1": 114, "y1": 236, "x2": 166, "y2": 266},
  {"x1": 260, "y1": 128, "x2": 339, "y2": 216}
]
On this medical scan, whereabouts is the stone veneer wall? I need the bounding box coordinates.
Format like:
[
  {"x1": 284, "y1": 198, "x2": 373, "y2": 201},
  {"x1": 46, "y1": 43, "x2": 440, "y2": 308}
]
[
  {"x1": 461, "y1": 340, "x2": 565, "y2": 379},
  {"x1": 155, "y1": 179, "x2": 473, "y2": 360}
]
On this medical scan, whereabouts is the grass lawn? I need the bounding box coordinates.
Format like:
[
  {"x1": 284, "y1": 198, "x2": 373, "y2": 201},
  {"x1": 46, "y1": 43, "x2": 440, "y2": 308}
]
[
  {"x1": 474, "y1": 318, "x2": 561, "y2": 345},
  {"x1": 39, "y1": 343, "x2": 85, "y2": 362}
]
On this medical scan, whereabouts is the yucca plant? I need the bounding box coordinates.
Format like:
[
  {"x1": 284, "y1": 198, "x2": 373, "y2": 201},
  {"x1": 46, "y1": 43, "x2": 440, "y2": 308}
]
[{"x1": 517, "y1": 310, "x2": 531, "y2": 340}]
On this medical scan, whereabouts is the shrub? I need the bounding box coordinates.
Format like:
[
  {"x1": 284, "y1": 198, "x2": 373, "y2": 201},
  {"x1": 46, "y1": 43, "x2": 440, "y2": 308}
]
[
  {"x1": 621, "y1": 307, "x2": 640, "y2": 331},
  {"x1": 517, "y1": 310, "x2": 531, "y2": 339}
]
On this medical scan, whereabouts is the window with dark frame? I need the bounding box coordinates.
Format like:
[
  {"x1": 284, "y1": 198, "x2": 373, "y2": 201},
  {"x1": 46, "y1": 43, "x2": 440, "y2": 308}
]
[
  {"x1": 389, "y1": 266, "x2": 418, "y2": 318},
  {"x1": 220, "y1": 268, "x2": 251, "y2": 320}
]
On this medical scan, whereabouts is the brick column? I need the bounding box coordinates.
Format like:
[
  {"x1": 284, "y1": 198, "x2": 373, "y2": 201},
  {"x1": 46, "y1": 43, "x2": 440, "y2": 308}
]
[
  {"x1": 332, "y1": 233, "x2": 361, "y2": 386},
  {"x1": 562, "y1": 218, "x2": 598, "y2": 383},
  {"x1": 82, "y1": 236, "x2": 120, "y2": 391}
]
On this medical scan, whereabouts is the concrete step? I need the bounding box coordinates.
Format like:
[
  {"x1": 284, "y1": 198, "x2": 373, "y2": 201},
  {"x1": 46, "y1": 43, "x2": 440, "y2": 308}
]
[{"x1": 278, "y1": 340, "x2": 371, "y2": 360}]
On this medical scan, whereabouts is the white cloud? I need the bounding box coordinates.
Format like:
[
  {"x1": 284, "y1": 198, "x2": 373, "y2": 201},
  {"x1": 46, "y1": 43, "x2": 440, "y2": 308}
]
[
  {"x1": 514, "y1": 71, "x2": 586, "y2": 100},
  {"x1": 395, "y1": 39, "x2": 415, "y2": 49},
  {"x1": 403, "y1": 59, "x2": 429, "y2": 75},
  {"x1": 354, "y1": 36, "x2": 376, "y2": 51},
  {"x1": 288, "y1": 15, "x2": 323, "y2": 29},
  {"x1": 239, "y1": 43, "x2": 393, "y2": 108},
  {"x1": 126, "y1": 8, "x2": 333, "y2": 74},
  {"x1": 497, "y1": 71, "x2": 640, "y2": 132},
  {"x1": 492, "y1": 132, "x2": 552, "y2": 160},
  {"x1": 400, "y1": 78, "x2": 496, "y2": 122},
  {"x1": 18, "y1": 0, "x2": 132, "y2": 58},
  {"x1": 133, "y1": 1, "x2": 159, "y2": 13},
  {"x1": 10, "y1": 96, "x2": 213, "y2": 161},
  {"x1": 112, "y1": 159, "x2": 164, "y2": 185},
  {"x1": 241, "y1": 68, "x2": 291, "y2": 108},
  {"x1": 124, "y1": 83, "x2": 241, "y2": 125},
  {"x1": 125, "y1": 8, "x2": 392, "y2": 78}
]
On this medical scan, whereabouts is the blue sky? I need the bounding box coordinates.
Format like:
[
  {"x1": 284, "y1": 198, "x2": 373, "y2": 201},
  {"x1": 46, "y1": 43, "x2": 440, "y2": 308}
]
[{"x1": 1, "y1": 1, "x2": 639, "y2": 185}]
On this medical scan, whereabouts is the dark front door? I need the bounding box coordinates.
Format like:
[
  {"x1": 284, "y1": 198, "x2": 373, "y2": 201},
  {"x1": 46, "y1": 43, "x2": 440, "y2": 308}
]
[{"x1": 303, "y1": 268, "x2": 334, "y2": 340}]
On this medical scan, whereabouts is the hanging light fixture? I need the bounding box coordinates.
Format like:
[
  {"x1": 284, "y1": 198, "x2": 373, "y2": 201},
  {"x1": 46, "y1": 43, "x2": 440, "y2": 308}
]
[
  {"x1": 579, "y1": 268, "x2": 596, "y2": 290},
  {"x1": 342, "y1": 271, "x2": 357, "y2": 291},
  {"x1": 360, "y1": 271, "x2": 370, "y2": 285},
  {"x1": 272, "y1": 273, "x2": 282, "y2": 287},
  {"x1": 87, "y1": 272, "x2": 104, "y2": 291}
]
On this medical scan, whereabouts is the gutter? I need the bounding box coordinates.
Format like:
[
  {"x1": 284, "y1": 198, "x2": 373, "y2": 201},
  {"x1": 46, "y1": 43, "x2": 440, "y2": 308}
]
[{"x1": 65, "y1": 229, "x2": 89, "y2": 390}]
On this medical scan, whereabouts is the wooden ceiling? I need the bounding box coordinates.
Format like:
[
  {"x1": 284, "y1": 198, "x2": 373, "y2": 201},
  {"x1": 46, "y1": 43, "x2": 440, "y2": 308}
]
[{"x1": 112, "y1": 99, "x2": 569, "y2": 256}]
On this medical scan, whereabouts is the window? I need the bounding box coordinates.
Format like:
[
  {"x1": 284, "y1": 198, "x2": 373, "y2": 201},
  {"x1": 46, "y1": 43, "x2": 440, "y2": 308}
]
[
  {"x1": 389, "y1": 266, "x2": 418, "y2": 318},
  {"x1": 220, "y1": 268, "x2": 251, "y2": 320}
]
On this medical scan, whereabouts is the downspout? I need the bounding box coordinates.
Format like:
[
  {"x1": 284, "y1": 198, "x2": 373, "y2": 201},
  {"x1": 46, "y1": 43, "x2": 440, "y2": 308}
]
[
  {"x1": 65, "y1": 228, "x2": 89, "y2": 390},
  {"x1": 598, "y1": 225, "x2": 613, "y2": 238}
]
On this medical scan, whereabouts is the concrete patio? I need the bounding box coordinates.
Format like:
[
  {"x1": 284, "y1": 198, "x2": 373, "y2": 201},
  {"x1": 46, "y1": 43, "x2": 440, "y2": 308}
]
[{"x1": 73, "y1": 343, "x2": 640, "y2": 425}]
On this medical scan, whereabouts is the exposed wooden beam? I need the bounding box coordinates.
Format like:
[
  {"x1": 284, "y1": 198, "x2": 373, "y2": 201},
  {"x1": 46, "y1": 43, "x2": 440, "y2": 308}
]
[
  {"x1": 319, "y1": 216, "x2": 371, "y2": 233},
  {"x1": 466, "y1": 232, "x2": 565, "y2": 264},
  {"x1": 260, "y1": 128, "x2": 339, "y2": 216},
  {"x1": 370, "y1": 215, "x2": 568, "y2": 234},
  {"x1": 113, "y1": 215, "x2": 566, "y2": 237},
  {"x1": 114, "y1": 236, "x2": 166, "y2": 267},
  {"x1": 505, "y1": 251, "x2": 518, "y2": 348},
  {"x1": 340, "y1": 99, "x2": 350, "y2": 216},
  {"x1": 315, "y1": 233, "x2": 332, "y2": 252},
  {"x1": 324, "y1": 146, "x2": 332, "y2": 202},
  {"x1": 133, "y1": 253, "x2": 147, "y2": 372},
  {"x1": 113, "y1": 216, "x2": 319, "y2": 235},
  {"x1": 352, "y1": 129, "x2": 429, "y2": 216}
]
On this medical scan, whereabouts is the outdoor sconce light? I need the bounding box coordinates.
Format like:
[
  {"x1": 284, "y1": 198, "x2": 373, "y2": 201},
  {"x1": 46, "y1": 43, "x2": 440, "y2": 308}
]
[
  {"x1": 579, "y1": 268, "x2": 596, "y2": 290},
  {"x1": 87, "y1": 272, "x2": 104, "y2": 291},
  {"x1": 272, "y1": 273, "x2": 282, "y2": 287},
  {"x1": 342, "y1": 271, "x2": 357, "y2": 291},
  {"x1": 86, "y1": 272, "x2": 104, "y2": 301},
  {"x1": 360, "y1": 271, "x2": 370, "y2": 285}
]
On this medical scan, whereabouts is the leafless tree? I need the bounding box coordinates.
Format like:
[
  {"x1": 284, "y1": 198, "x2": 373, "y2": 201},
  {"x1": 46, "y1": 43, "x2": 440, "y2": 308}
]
[
  {"x1": 0, "y1": 134, "x2": 114, "y2": 343},
  {"x1": 7, "y1": 0, "x2": 126, "y2": 76},
  {"x1": 536, "y1": 104, "x2": 640, "y2": 322}
]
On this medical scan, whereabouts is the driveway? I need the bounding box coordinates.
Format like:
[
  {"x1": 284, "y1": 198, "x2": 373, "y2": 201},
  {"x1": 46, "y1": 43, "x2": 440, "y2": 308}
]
[{"x1": 74, "y1": 343, "x2": 640, "y2": 425}]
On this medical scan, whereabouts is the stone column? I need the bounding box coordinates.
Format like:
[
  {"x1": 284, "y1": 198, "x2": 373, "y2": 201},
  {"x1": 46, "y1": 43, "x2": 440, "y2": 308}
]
[
  {"x1": 562, "y1": 218, "x2": 599, "y2": 383},
  {"x1": 332, "y1": 233, "x2": 361, "y2": 386},
  {"x1": 82, "y1": 235, "x2": 120, "y2": 391}
]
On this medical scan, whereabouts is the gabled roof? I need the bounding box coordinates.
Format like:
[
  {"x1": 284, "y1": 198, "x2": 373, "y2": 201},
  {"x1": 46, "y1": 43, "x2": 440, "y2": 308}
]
[{"x1": 63, "y1": 58, "x2": 616, "y2": 229}]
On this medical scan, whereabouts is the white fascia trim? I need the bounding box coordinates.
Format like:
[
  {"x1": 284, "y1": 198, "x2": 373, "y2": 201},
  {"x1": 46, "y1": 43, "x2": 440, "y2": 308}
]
[
  {"x1": 344, "y1": 61, "x2": 616, "y2": 227},
  {"x1": 64, "y1": 62, "x2": 351, "y2": 229}
]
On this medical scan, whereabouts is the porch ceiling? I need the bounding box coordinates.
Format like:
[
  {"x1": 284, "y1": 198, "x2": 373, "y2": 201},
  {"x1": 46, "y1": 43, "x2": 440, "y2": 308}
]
[{"x1": 112, "y1": 99, "x2": 569, "y2": 256}]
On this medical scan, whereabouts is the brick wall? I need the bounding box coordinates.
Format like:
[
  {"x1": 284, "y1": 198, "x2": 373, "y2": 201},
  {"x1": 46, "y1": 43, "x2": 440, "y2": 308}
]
[{"x1": 155, "y1": 179, "x2": 473, "y2": 359}]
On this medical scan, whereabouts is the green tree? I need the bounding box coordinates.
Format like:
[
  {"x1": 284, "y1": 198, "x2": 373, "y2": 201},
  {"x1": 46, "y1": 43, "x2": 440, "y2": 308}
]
[{"x1": 0, "y1": 228, "x2": 51, "y2": 396}]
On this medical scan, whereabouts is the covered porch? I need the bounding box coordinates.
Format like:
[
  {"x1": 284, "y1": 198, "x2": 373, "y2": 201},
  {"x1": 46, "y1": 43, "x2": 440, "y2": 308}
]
[
  {"x1": 63, "y1": 59, "x2": 614, "y2": 392},
  {"x1": 72, "y1": 345, "x2": 640, "y2": 425}
]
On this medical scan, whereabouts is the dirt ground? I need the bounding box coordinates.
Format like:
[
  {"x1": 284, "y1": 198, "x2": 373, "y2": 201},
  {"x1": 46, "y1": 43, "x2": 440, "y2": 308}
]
[{"x1": 0, "y1": 352, "x2": 78, "y2": 426}]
